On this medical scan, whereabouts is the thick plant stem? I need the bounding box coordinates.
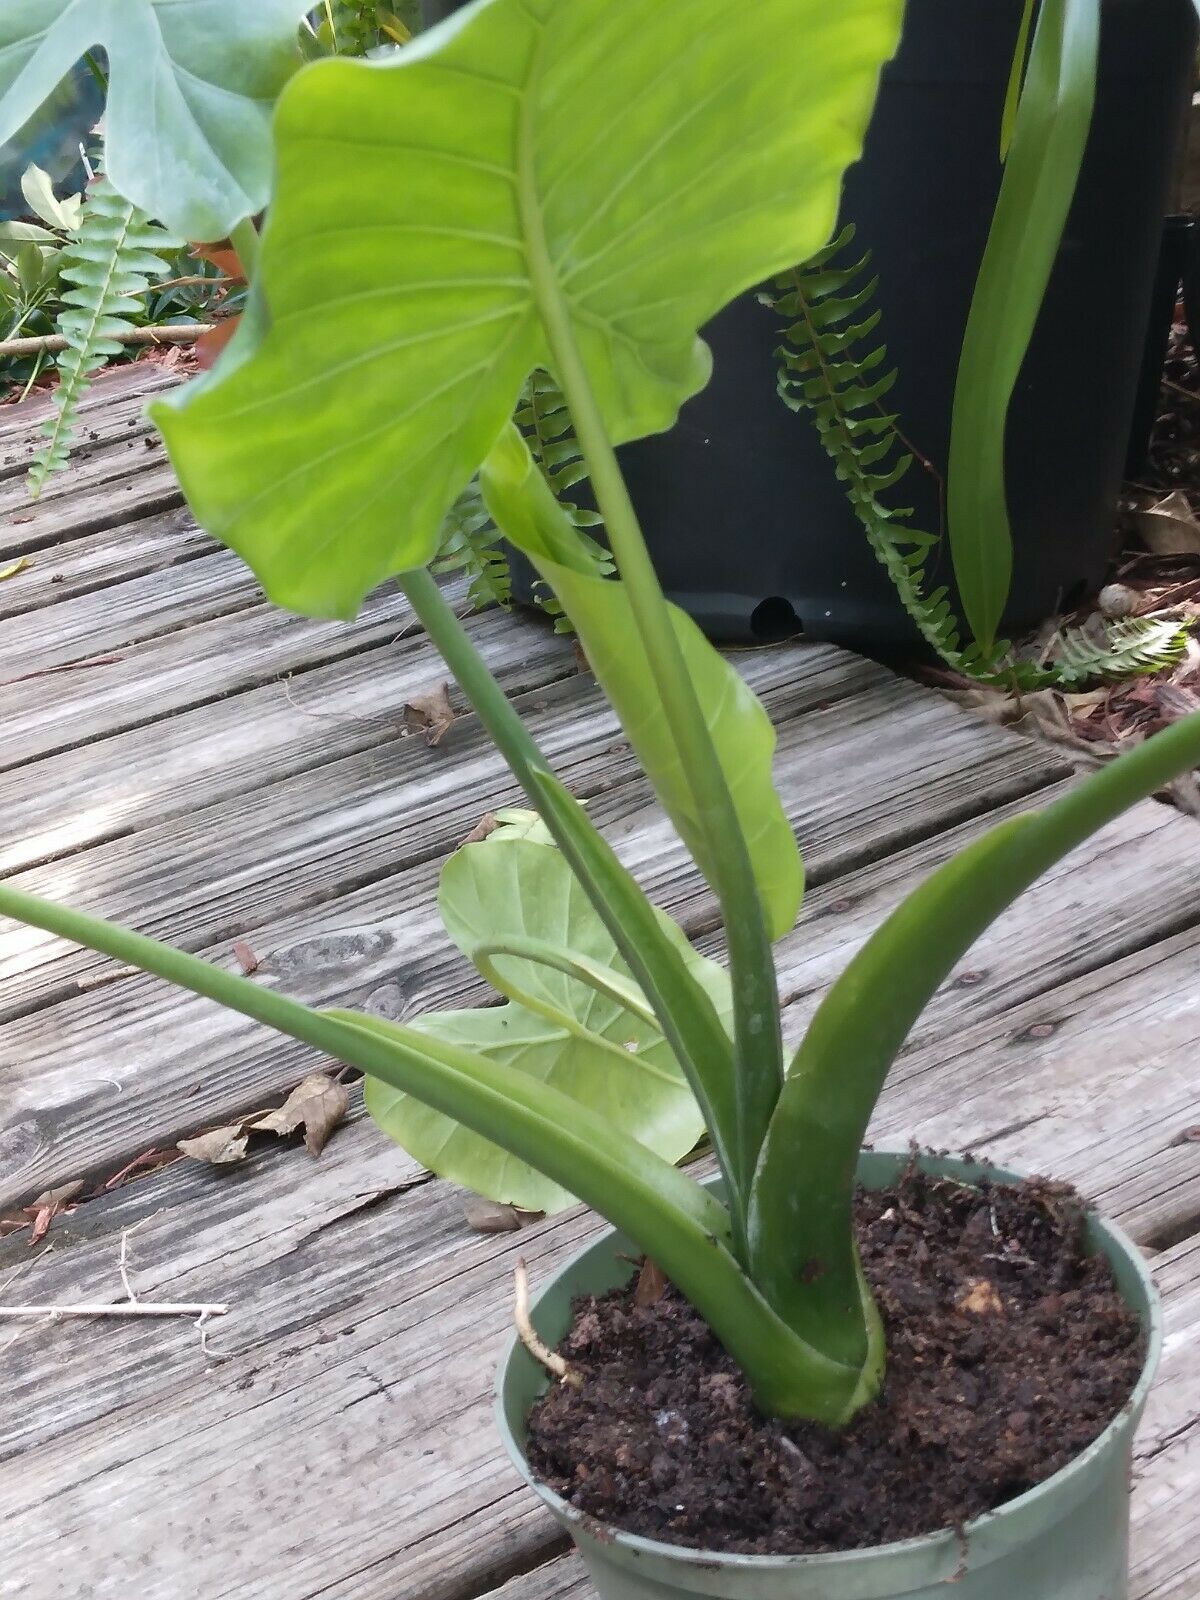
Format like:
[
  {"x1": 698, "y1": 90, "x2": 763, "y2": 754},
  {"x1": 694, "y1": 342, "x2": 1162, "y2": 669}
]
[
  {"x1": 510, "y1": 81, "x2": 783, "y2": 1198},
  {"x1": 229, "y1": 216, "x2": 260, "y2": 280},
  {"x1": 510, "y1": 41, "x2": 784, "y2": 1207},
  {"x1": 397, "y1": 569, "x2": 750, "y2": 1257},
  {"x1": 530, "y1": 317, "x2": 785, "y2": 1205}
]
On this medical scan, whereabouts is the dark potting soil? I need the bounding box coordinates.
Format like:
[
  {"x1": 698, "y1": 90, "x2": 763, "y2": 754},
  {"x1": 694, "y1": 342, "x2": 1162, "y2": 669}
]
[{"x1": 525, "y1": 1167, "x2": 1144, "y2": 1555}]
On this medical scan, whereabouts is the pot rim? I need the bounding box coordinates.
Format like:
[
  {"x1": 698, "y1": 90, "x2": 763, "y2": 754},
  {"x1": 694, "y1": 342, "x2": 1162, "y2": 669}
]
[{"x1": 493, "y1": 1148, "x2": 1162, "y2": 1576}]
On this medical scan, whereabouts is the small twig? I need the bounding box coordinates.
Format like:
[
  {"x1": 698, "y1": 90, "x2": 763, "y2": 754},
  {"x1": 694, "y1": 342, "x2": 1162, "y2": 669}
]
[
  {"x1": 0, "y1": 324, "x2": 213, "y2": 359},
  {"x1": 76, "y1": 965, "x2": 139, "y2": 993},
  {"x1": 0, "y1": 652, "x2": 124, "y2": 689},
  {"x1": 513, "y1": 1259, "x2": 582, "y2": 1389},
  {"x1": 281, "y1": 671, "x2": 379, "y2": 726},
  {"x1": 0, "y1": 1302, "x2": 228, "y2": 1320},
  {"x1": 117, "y1": 1228, "x2": 140, "y2": 1305}
]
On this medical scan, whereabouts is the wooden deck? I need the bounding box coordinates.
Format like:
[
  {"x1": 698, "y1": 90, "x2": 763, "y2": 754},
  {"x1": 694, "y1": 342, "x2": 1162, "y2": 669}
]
[{"x1": 1, "y1": 371, "x2": 1199, "y2": 1599}]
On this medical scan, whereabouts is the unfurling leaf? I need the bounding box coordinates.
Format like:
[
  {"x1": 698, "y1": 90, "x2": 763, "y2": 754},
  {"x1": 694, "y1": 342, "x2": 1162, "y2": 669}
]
[
  {"x1": 365, "y1": 833, "x2": 728, "y2": 1212},
  {"x1": 153, "y1": 0, "x2": 905, "y2": 618},
  {"x1": 946, "y1": 0, "x2": 1100, "y2": 652},
  {"x1": 482, "y1": 426, "x2": 803, "y2": 939}
]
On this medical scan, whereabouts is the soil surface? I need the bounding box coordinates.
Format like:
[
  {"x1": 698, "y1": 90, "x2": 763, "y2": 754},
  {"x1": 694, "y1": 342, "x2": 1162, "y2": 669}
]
[{"x1": 526, "y1": 1167, "x2": 1144, "y2": 1555}]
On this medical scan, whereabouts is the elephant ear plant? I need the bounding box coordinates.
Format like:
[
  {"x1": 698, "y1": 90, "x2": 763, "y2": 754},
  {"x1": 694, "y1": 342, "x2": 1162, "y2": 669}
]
[{"x1": 4, "y1": 0, "x2": 1200, "y2": 1433}]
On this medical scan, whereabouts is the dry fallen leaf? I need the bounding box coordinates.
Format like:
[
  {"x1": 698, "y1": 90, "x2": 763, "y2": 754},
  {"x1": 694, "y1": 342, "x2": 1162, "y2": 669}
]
[
  {"x1": 231, "y1": 939, "x2": 260, "y2": 975},
  {"x1": 0, "y1": 556, "x2": 29, "y2": 582},
  {"x1": 177, "y1": 1125, "x2": 251, "y2": 1165},
  {"x1": 464, "y1": 1199, "x2": 522, "y2": 1234},
  {"x1": 194, "y1": 316, "x2": 241, "y2": 370},
  {"x1": 190, "y1": 240, "x2": 247, "y2": 280},
  {"x1": 1134, "y1": 491, "x2": 1200, "y2": 557},
  {"x1": 1, "y1": 1180, "x2": 88, "y2": 1245},
  {"x1": 462, "y1": 1199, "x2": 546, "y2": 1234},
  {"x1": 634, "y1": 1258, "x2": 669, "y2": 1307},
  {"x1": 250, "y1": 1073, "x2": 349, "y2": 1157},
  {"x1": 403, "y1": 682, "x2": 456, "y2": 746},
  {"x1": 463, "y1": 812, "x2": 499, "y2": 845}
]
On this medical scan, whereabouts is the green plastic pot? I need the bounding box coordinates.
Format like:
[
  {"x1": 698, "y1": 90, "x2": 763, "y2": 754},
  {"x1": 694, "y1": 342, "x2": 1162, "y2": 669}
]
[{"x1": 495, "y1": 1150, "x2": 1161, "y2": 1600}]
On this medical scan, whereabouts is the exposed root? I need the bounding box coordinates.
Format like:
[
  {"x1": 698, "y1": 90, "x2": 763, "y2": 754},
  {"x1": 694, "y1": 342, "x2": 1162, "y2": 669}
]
[{"x1": 514, "y1": 1258, "x2": 582, "y2": 1389}]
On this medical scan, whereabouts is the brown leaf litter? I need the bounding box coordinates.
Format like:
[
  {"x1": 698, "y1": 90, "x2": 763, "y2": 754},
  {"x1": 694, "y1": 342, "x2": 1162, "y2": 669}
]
[
  {"x1": 176, "y1": 1073, "x2": 350, "y2": 1166},
  {"x1": 924, "y1": 320, "x2": 1200, "y2": 811},
  {"x1": 403, "y1": 681, "x2": 457, "y2": 746}
]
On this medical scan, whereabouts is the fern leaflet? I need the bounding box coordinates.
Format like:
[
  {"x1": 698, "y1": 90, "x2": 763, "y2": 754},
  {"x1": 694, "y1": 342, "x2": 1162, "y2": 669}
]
[
  {"x1": 765, "y1": 227, "x2": 1188, "y2": 691},
  {"x1": 28, "y1": 177, "x2": 180, "y2": 496},
  {"x1": 432, "y1": 370, "x2": 612, "y2": 632},
  {"x1": 431, "y1": 479, "x2": 514, "y2": 612}
]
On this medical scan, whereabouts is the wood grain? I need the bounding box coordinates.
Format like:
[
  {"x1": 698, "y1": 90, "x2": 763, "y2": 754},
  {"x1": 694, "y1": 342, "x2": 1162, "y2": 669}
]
[{"x1": 2, "y1": 368, "x2": 1198, "y2": 1600}]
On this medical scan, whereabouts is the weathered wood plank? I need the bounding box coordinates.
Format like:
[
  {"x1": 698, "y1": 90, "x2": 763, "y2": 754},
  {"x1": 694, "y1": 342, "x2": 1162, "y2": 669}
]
[
  {"x1": 478, "y1": 1557, "x2": 583, "y2": 1599},
  {"x1": 0, "y1": 653, "x2": 906, "y2": 1006},
  {"x1": 0, "y1": 594, "x2": 580, "y2": 874},
  {"x1": 1, "y1": 1042, "x2": 1197, "y2": 1600},
  {"x1": 0, "y1": 504, "x2": 207, "y2": 620},
  {"x1": 1, "y1": 580, "x2": 422, "y2": 768},
  {"x1": 0, "y1": 366, "x2": 174, "y2": 459},
  {"x1": 869, "y1": 921, "x2": 1200, "y2": 1247},
  {"x1": 1, "y1": 546, "x2": 264, "y2": 677},
  {"x1": 0, "y1": 672, "x2": 1070, "y2": 1203},
  {"x1": 1131, "y1": 1233, "x2": 1200, "y2": 1600},
  {"x1": 0, "y1": 451, "x2": 182, "y2": 560}
]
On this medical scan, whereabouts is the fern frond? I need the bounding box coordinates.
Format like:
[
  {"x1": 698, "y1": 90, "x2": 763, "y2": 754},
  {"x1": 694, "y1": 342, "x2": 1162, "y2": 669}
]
[
  {"x1": 27, "y1": 177, "x2": 180, "y2": 496},
  {"x1": 432, "y1": 371, "x2": 613, "y2": 630},
  {"x1": 1046, "y1": 618, "x2": 1189, "y2": 690},
  {"x1": 431, "y1": 479, "x2": 514, "y2": 612},
  {"x1": 762, "y1": 225, "x2": 975, "y2": 671},
  {"x1": 517, "y1": 368, "x2": 613, "y2": 629},
  {"x1": 765, "y1": 228, "x2": 1187, "y2": 693}
]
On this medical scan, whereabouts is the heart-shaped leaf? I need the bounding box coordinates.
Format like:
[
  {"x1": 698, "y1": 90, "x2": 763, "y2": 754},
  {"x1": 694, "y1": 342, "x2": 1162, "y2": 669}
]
[
  {"x1": 0, "y1": 0, "x2": 311, "y2": 240},
  {"x1": 153, "y1": 0, "x2": 904, "y2": 617},
  {"x1": 364, "y1": 830, "x2": 729, "y2": 1211}
]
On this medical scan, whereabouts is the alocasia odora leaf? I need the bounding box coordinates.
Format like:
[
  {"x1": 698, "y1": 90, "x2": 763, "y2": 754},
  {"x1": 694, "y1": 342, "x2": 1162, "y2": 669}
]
[
  {"x1": 0, "y1": 1, "x2": 311, "y2": 240},
  {"x1": 365, "y1": 822, "x2": 729, "y2": 1212},
  {"x1": 153, "y1": 0, "x2": 905, "y2": 617}
]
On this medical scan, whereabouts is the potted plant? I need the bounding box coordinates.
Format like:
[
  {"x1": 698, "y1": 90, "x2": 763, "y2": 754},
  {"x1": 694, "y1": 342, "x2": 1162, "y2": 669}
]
[{"x1": 1, "y1": 4, "x2": 1198, "y2": 1595}]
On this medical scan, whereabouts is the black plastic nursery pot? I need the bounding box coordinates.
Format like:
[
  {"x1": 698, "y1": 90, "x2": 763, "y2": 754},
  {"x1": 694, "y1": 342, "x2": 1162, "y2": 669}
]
[
  {"x1": 609, "y1": 0, "x2": 1199, "y2": 646},
  {"x1": 496, "y1": 1151, "x2": 1162, "y2": 1600}
]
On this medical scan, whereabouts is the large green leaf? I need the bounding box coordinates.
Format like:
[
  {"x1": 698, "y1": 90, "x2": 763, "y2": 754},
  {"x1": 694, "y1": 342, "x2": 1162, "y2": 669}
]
[
  {"x1": 365, "y1": 822, "x2": 729, "y2": 1211},
  {"x1": 0, "y1": 1, "x2": 310, "y2": 240},
  {"x1": 483, "y1": 424, "x2": 803, "y2": 943},
  {"x1": 153, "y1": 0, "x2": 904, "y2": 618},
  {"x1": 750, "y1": 706, "x2": 1200, "y2": 1387},
  {"x1": 946, "y1": 0, "x2": 1099, "y2": 653}
]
